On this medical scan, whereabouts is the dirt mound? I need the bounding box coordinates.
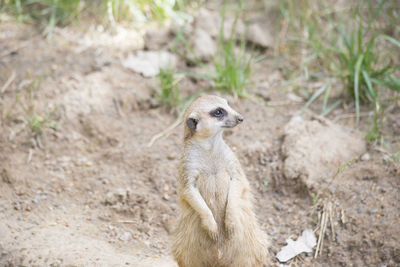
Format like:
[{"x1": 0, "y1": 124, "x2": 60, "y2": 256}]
[{"x1": 282, "y1": 115, "x2": 366, "y2": 190}]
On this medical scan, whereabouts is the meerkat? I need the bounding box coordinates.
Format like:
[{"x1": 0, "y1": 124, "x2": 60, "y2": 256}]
[{"x1": 172, "y1": 95, "x2": 269, "y2": 267}]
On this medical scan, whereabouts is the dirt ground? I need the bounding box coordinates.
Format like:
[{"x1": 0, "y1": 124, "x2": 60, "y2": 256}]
[{"x1": 0, "y1": 15, "x2": 399, "y2": 267}]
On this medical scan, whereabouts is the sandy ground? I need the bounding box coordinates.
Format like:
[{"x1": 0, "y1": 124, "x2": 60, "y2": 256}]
[{"x1": 0, "y1": 17, "x2": 399, "y2": 267}]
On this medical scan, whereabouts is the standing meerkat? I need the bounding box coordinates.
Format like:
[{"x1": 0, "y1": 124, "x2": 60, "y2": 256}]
[{"x1": 172, "y1": 95, "x2": 269, "y2": 267}]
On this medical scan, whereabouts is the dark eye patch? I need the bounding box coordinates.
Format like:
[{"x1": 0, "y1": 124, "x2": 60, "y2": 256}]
[{"x1": 210, "y1": 107, "x2": 227, "y2": 119}]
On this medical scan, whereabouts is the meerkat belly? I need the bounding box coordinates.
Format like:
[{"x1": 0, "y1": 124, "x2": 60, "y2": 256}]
[{"x1": 197, "y1": 170, "x2": 230, "y2": 225}]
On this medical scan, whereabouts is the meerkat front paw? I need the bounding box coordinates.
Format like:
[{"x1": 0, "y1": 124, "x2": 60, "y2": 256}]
[{"x1": 201, "y1": 214, "x2": 218, "y2": 241}]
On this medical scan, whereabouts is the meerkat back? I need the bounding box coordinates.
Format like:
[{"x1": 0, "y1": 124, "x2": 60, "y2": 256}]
[{"x1": 172, "y1": 95, "x2": 269, "y2": 267}]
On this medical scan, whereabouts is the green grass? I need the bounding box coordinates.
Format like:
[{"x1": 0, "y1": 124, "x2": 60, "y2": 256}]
[
  {"x1": 106, "y1": 0, "x2": 192, "y2": 24},
  {"x1": 279, "y1": 0, "x2": 400, "y2": 143},
  {"x1": 2, "y1": 0, "x2": 82, "y2": 36},
  {"x1": 334, "y1": 25, "x2": 400, "y2": 118},
  {"x1": 1, "y1": 0, "x2": 193, "y2": 36},
  {"x1": 212, "y1": 14, "x2": 252, "y2": 97},
  {"x1": 172, "y1": 6, "x2": 254, "y2": 98},
  {"x1": 157, "y1": 67, "x2": 182, "y2": 112},
  {"x1": 16, "y1": 76, "x2": 59, "y2": 142}
]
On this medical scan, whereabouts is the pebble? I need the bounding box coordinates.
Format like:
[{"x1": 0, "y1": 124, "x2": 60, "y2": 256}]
[
  {"x1": 189, "y1": 28, "x2": 216, "y2": 62},
  {"x1": 361, "y1": 153, "x2": 371, "y2": 161},
  {"x1": 104, "y1": 192, "x2": 116, "y2": 205},
  {"x1": 273, "y1": 203, "x2": 283, "y2": 211},
  {"x1": 267, "y1": 230, "x2": 276, "y2": 236},
  {"x1": 247, "y1": 23, "x2": 273, "y2": 48},
  {"x1": 114, "y1": 188, "x2": 126, "y2": 200},
  {"x1": 119, "y1": 232, "x2": 132, "y2": 242},
  {"x1": 368, "y1": 209, "x2": 378, "y2": 215}
]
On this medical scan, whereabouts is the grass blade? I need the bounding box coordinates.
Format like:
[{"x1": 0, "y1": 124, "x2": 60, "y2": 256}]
[
  {"x1": 357, "y1": 22, "x2": 362, "y2": 55},
  {"x1": 322, "y1": 84, "x2": 331, "y2": 112},
  {"x1": 371, "y1": 76, "x2": 400, "y2": 92},
  {"x1": 378, "y1": 34, "x2": 400, "y2": 48},
  {"x1": 354, "y1": 54, "x2": 364, "y2": 121},
  {"x1": 362, "y1": 70, "x2": 376, "y2": 103},
  {"x1": 301, "y1": 81, "x2": 330, "y2": 114},
  {"x1": 321, "y1": 100, "x2": 342, "y2": 117}
]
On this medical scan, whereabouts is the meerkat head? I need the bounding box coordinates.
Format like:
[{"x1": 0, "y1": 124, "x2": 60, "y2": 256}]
[{"x1": 184, "y1": 95, "x2": 243, "y2": 142}]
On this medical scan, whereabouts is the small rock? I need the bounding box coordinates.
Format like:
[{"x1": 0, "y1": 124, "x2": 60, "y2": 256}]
[
  {"x1": 255, "y1": 89, "x2": 271, "y2": 102},
  {"x1": 34, "y1": 194, "x2": 47, "y2": 202},
  {"x1": 144, "y1": 28, "x2": 173, "y2": 50},
  {"x1": 114, "y1": 188, "x2": 126, "y2": 201},
  {"x1": 267, "y1": 230, "x2": 276, "y2": 236},
  {"x1": 163, "y1": 184, "x2": 170, "y2": 191},
  {"x1": 139, "y1": 223, "x2": 151, "y2": 233},
  {"x1": 247, "y1": 24, "x2": 273, "y2": 48},
  {"x1": 13, "y1": 201, "x2": 21, "y2": 210},
  {"x1": 273, "y1": 203, "x2": 283, "y2": 211},
  {"x1": 368, "y1": 209, "x2": 378, "y2": 215},
  {"x1": 167, "y1": 154, "x2": 176, "y2": 160},
  {"x1": 105, "y1": 192, "x2": 116, "y2": 205},
  {"x1": 223, "y1": 17, "x2": 245, "y2": 40},
  {"x1": 100, "y1": 177, "x2": 109, "y2": 185},
  {"x1": 119, "y1": 231, "x2": 132, "y2": 242},
  {"x1": 328, "y1": 186, "x2": 336, "y2": 194},
  {"x1": 1, "y1": 168, "x2": 14, "y2": 184},
  {"x1": 189, "y1": 28, "x2": 216, "y2": 62},
  {"x1": 194, "y1": 8, "x2": 221, "y2": 38},
  {"x1": 287, "y1": 93, "x2": 303, "y2": 103},
  {"x1": 382, "y1": 154, "x2": 391, "y2": 162},
  {"x1": 361, "y1": 153, "x2": 371, "y2": 161},
  {"x1": 121, "y1": 51, "x2": 177, "y2": 77}
]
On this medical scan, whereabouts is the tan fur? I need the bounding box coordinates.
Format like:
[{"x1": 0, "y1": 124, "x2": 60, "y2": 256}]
[{"x1": 172, "y1": 95, "x2": 269, "y2": 267}]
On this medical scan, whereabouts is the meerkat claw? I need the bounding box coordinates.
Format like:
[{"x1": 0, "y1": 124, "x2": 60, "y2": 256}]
[
  {"x1": 208, "y1": 230, "x2": 219, "y2": 242},
  {"x1": 202, "y1": 215, "x2": 218, "y2": 241}
]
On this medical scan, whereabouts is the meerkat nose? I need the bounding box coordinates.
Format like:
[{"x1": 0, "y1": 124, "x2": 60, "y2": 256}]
[{"x1": 236, "y1": 115, "x2": 244, "y2": 123}]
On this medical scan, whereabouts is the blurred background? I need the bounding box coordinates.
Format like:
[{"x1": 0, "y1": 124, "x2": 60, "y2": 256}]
[{"x1": 0, "y1": 0, "x2": 399, "y2": 266}]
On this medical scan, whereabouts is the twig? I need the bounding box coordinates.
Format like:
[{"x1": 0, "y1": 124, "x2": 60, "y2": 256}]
[
  {"x1": 27, "y1": 149, "x2": 34, "y2": 163},
  {"x1": 315, "y1": 203, "x2": 328, "y2": 258},
  {"x1": 372, "y1": 146, "x2": 389, "y2": 154},
  {"x1": 112, "y1": 97, "x2": 124, "y2": 117},
  {"x1": 333, "y1": 111, "x2": 370, "y2": 121},
  {"x1": 329, "y1": 202, "x2": 335, "y2": 241},
  {"x1": 1, "y1": 70, "x2": 16, "y2": 94},
  {"x1": 147, "y1": 110, "x2": 184, "y2": 147},
  {"x1": 147, "y1": 95, "x2": 200, "y2": 147},
  {"x1": 315, "y1": 201, "x2": 334, "y2": 258},
  {"x1": 117, "y1": 220, "x2": 137, "y2": 224},
  {"x1": 327, "y1": 156, "x2": 357, "y2": 186}
]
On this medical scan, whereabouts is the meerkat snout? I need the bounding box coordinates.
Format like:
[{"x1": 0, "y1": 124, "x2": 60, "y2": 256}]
[
  {"x1": 222, "y1": 112, "x2": 243, "y2": 128},
  {"x1": 236, "y1": 114, "x2": 244, "y2": 123}
]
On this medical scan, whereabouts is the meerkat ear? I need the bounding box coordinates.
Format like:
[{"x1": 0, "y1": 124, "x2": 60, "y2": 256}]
[{"x1": 186, "y1": 117, "x2": 198, "y2": 131}]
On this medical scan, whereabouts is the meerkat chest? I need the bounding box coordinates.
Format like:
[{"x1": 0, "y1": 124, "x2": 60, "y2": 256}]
[
  {"x1": 184, "y1": 143, "x2": 237, "y2": 209},
  {"x1": 195, "y1": 155, "x2": 232, "y2": 206}
]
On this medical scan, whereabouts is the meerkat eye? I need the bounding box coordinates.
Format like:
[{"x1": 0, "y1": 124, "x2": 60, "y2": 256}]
[{"x1": 210, "y1": 108, "x2": 226, "y2": 118}]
